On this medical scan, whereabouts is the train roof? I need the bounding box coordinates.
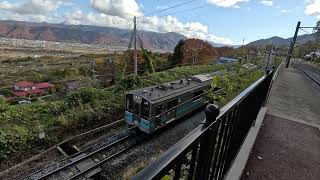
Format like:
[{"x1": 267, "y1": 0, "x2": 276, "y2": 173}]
[{"x1": 128, "y1": 71, "x2": 223, "y2": 104}]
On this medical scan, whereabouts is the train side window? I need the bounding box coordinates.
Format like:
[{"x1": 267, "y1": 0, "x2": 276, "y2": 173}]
[
  {"x1": 141, "y1": 99, "x2": 150, "y2": 119},
  {"x1": 168, "y1": 99, "x2": 178, "y2": 110},
  {"x1": 194, "y1": 90, "x2": 204, "y2": 101},
  {"x1": 155, "y1": 105, "x2": 163, "y2": 115},
  {"x1": 126, "y1": 94, "x2": 133, "y2": 112}
]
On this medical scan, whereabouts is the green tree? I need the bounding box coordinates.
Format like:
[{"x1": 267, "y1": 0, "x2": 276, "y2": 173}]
[
  {"x1": 315, "y1": 20, "x2": 320, "y2": 42},
  {"x1": 141, "y1": 49, "x2": 155, "y2": 73},
  {"x1": 169, "y1": 39, "x2": 185, "y2": 65}
]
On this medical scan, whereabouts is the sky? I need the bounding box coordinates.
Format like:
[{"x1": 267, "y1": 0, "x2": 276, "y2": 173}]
[{"x1": 0, "y1": 0, "x2": 319, "y2": 45}]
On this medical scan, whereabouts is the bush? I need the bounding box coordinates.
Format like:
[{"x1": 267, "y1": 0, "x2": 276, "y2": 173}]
[
  {"x1": 0, "y1": 125, "x2": 34, "y2": 160},
  {"x1": 65, "y1": 88, "x2": 111, "y2": 107},
  {"x1": 208, "y1": 68, "x2": 264, "y2": 105},
  {"x1": 0, "y1": 89, "x2": 12, "y2": 97}
]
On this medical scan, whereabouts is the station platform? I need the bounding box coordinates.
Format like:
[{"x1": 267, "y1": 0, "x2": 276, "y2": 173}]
[{"x1": 241, "y1": 64, "x2": 320, "y2": 180}]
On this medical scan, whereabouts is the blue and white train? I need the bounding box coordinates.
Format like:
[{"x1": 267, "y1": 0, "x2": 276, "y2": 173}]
[{"x1": 125, "y1": 72, "x2": 219, "y2": 134}]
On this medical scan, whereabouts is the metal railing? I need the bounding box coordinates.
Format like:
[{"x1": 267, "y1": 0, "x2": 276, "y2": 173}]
[{"x1": 133, "y1": 68, "x2": 275, "y2": 180}]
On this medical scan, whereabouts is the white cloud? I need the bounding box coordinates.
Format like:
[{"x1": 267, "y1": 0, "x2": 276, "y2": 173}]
[
  {"x1": 261, "y1": 0, "x2": 273, "y2": 6},
  {"x1": 64, "y1": 9, "x2": 84, "y2": 25},
  {"x1": 281, "y1": 9, "x2": 292, "y2": 13},
  {"x1": 137, "y1": 16, "x2": 233, "y2": 44},
  {"x1": 0, "y1": 0, "x2": 71, "y2": 15},
  {"x1": 206, "y1": 0, "x2": 249, "y2": 8},
  {"x1": 0, "y1": 0, "x2": 234, "y2": 44},
  {"x1": 63, "y1": 10, "x2": 233, "y2": 44},
  {"x1": 90, "y1": 0, "x2": 142, "y2": 18},
  {"x1": 0, "y1": 0, "x2": 71, "y2": 23},
  {"x1": 305, "y1": 0, "x2": 320, "y2": 19},
  {"x1": 0, "y1": 11, "x2": 59, "y2": 23},
  {"x1": 0, "y1": 1, "x2": 15, "y2": 9},
  {"x1": 156, "y1": 5, "x2": 169, "y2": 10}
]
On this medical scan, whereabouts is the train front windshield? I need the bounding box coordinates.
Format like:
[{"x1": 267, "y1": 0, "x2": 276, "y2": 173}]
[
  {"x1": 141, "y1": 99, "x2": 150, "y2": 119},
  {"x1": 126, "y1": 94, "x2": 150, "y2": 119},
  {"x1": 126, "y1": 94, "x2": 133, "y2": 112}
]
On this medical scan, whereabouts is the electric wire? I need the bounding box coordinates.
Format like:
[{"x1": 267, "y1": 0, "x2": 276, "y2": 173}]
[
  {"x1": 140, "y1": 0, "x2": 200, "y2": 17},
  {"x1": 299, "y1": 28, "x2": 312, "y2": 34},
  {"x1": 156, "y1": 4, "x2": 208, "y2": 18}
]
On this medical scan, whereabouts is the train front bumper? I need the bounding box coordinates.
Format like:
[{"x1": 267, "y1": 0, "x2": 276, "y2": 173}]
[{"x1": 125, "y1": 111, "x2": 134, "y2": 125}]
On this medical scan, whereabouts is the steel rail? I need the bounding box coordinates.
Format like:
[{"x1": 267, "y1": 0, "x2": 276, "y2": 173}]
[
  {"x1": 68, "y1": 134, "x2": 147, "y2": 180},
  {"x1": 33, "y1": 127, "x2": 138, "y2": 180},
  {"x1": 294, "y1": 62, "x2": 320, "y2": 86},
  {"x1": 20, "y1": 119, "x2": 126, "y2": 178}
]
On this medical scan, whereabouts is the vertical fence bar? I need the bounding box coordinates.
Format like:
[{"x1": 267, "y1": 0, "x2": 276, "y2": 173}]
[
  {"x1": 222, "y1": 107, "x2": 240, "y2": 176},
  {"x1": 218, "y1": 108, "x2": 238, "y2": 179},
  {"x1": 216, "y1": 115, "x2": 231, "y2": 180},
  {"x1": 187, "y1": 145, "x2": 199, "y2": 180},
  {"x1": 209, "y1": 116, "x2": 227, "y2": 180},
  {"x1": 195, "y1": 104, "x2": 220, "y2": 180},
  {"x1": 173, "y1": 162, "x2": 182, "y2": 180}
]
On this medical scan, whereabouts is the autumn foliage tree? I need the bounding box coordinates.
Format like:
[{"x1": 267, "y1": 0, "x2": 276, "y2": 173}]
[{"x1": 168, "y1": 39, "x2": 220, "y2": 66}]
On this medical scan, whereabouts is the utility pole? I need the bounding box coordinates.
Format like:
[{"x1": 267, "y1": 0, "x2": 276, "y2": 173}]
[
  {"x1": 133, "y1": 16, "x2": 138, "y2": 76},
  {"x1": 245, "y1": 50, "x2": 249, "y2": 63},
  {"x1": 91, "y1": 59, "x2": 97, "y2": 81},
  {"x1": 266, "y1": 49, "x2": 272, "y2": 71},
  {"x1": 285, "y1": 21, "x2": 301, "y2": 68}
]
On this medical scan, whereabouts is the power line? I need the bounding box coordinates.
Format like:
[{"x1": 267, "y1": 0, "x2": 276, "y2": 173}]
[
  {"x1": 296, "y1": 33, "x2": 313, "y2": 42},
  {"x1": 141, "y1": 0, "x2": 200, "y2": 17},
  {"x1": 157, "y1": 4, "x2": 208, "y2": 18},
  {"x1": 299, "y1": 28, "x2": 312, "y2": 34}
]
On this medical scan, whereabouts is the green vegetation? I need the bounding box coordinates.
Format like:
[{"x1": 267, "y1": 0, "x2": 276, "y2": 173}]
[
  {"x1": 208, "y1": 67, "x2": 264, "y2": 105},
  {"x1": 168, "y1": 40, "x2": 184, "y2": 65},
  {"x1": 208, "y1": 56, "x2": 282, "y2": 106},
  {"x1": 0, "y1": 39, "x2": 284, "y2": 165},
  {"x1": 0, "y1": 64, "x2": 231, "y2": 160}
]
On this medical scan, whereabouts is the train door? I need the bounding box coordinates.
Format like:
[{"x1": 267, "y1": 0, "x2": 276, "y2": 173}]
[
  {"x1": 133, "y1": 95, "x2": 142, "y2": 125},
  {"x1": 167, "y1": 99, "x2": 178, "y2": 121},
  {"x1": 155, "y1": 104, "x2": 164, "y2": 126}
]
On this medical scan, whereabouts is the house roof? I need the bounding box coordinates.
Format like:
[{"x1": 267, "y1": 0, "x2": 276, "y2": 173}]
[
  {"x1": 12, "y1": 89, "x2": 42, "y2": 97},
  {"x1": 35, "y1": 82, "x2": 52, "y2": 89},
  {"x1": 15, "y1": 81, "x2": 34, "y2": 87},
  {"x1": 218, "y1": 57, "x2": 239, "y2": 62}
]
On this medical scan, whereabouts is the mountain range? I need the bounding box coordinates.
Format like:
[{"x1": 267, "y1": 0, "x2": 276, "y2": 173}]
[
  {"x1": 0, "y1": 20, "x2": 317, "y2": 51},
  {"x1": 0, "y1": 20, "x2": 188, "y2": 51},
  {"x1": 247, "y1": 34, "x2": 318, "y2": 47}
]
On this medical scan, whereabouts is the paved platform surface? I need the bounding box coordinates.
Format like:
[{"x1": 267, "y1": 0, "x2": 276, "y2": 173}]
[{"x1": 241, "y1": 64, "x2": 320, "y2": 180}]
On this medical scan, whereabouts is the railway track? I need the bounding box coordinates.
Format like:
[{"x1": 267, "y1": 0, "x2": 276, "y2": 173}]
[
  {"x1": 294, "y1": 62, "x2": 320, "y2": 86},
  {"x1": 25, "y1": 126, "x2": 147, "y2": 180}
]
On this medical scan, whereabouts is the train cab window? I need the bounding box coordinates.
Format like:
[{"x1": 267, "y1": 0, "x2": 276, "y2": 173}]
[
  {"x1": 126, "y1": 94, "x2": 133, "y2": 112},
  {"x1": 141, "y1": 99, "x2": 150, "y2": 119},
  {"x1": 194, "y1": 90, "x2": 204, "y2": 101}
]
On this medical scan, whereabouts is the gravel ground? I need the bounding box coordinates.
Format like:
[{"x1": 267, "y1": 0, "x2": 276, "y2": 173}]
[{"x1": 98, "y1": 108, "x2": 206, "y2": 180}]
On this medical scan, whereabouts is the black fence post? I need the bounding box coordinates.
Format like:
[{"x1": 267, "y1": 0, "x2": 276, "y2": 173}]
[
  {"x1": 263, "y1": 67, "x2": 276, "y2": 106},
  {"x1": 205, "y1": 104, "x2": 220, "y2": 125},
  {"x1": 195, "y1": 104, "x2": 220, "y2": 180}
]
